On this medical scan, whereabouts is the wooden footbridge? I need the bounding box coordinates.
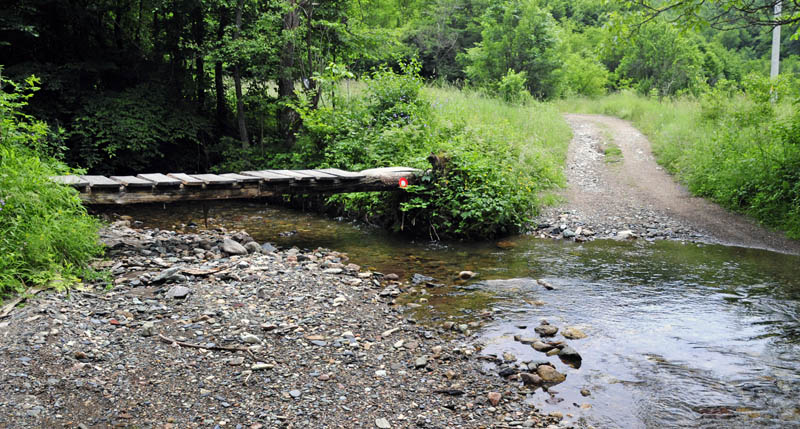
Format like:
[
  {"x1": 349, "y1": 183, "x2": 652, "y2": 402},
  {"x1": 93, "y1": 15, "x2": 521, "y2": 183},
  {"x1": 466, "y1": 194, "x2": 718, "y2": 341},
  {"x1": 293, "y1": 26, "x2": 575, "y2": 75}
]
[{"x1": 51, "y1": 167, "x2": 421, "y2": 205}]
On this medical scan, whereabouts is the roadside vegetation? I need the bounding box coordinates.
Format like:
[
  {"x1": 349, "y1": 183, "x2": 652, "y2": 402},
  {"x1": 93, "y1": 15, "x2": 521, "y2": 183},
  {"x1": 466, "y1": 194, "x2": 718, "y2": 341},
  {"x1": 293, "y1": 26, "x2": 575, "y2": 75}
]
[{"x1": 0, "y1": 75, "x2": 103, "y2": 299}]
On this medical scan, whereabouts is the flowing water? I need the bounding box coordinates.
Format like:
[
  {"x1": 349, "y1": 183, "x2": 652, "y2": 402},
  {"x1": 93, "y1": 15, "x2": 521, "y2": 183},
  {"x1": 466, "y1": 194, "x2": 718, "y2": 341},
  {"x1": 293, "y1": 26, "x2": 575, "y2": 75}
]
[{"x1": 117, "y1": 201, "x2": 800, "y2": 428}]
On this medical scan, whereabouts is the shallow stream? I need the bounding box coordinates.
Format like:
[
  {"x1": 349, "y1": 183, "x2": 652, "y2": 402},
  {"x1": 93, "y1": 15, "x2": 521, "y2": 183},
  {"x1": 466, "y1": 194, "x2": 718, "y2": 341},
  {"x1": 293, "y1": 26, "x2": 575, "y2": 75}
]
[{"x1": 118, "y1": 201, "x2": 800, "y2": 428}]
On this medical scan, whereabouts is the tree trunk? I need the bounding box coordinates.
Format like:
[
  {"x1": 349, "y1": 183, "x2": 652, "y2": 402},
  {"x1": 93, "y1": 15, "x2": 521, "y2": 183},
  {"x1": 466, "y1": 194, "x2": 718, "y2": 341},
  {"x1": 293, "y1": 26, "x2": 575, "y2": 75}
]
[
  {"x1": 278, "y1": 0, "x2": 300, "y2": 147},
  {"x1": 233, "y1": 0, "x2": 249, "y2": 148},
  {"x1": 192, "y1": 4, "x2": 206, "y2": 107},
  {"x1": 215, "y1": 7, "x2": 228, "y2": 128}
]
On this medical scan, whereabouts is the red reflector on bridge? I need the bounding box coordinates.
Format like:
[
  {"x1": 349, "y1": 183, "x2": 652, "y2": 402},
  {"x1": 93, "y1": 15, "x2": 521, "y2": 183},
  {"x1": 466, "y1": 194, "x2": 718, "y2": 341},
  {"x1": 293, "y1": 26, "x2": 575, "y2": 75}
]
[{"x1": 398, "y1": 177, "x2": 408, "y2": 188}]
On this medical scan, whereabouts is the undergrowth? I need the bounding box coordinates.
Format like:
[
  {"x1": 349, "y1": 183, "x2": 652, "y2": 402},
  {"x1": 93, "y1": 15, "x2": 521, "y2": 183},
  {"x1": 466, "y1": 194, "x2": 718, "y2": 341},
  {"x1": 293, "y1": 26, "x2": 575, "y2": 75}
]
[
  {"x1": 290, "y1": 63, "x2": 572, "y2": 239},
  {"x1": 0, "y1": 74, "x2": 104, "y2": 299}
]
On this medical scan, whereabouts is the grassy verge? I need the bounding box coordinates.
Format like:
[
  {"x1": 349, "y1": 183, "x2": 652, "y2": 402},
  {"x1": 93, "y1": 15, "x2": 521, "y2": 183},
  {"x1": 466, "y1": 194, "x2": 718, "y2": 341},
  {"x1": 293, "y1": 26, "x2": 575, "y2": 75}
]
[
  {"x1": 287, "y1": 64, "x2": 572, "y2": 239},
  {"x1": 556, "y1": 85, "x2": 800, "y2": 239}
]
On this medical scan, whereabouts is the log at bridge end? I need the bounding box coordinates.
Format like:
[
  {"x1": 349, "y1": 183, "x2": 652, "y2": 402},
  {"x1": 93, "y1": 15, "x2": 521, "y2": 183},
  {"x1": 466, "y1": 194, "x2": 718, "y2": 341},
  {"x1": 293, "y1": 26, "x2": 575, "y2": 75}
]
[{"x1": 50, "y1": 167, "x2": 422, "y2": 205}]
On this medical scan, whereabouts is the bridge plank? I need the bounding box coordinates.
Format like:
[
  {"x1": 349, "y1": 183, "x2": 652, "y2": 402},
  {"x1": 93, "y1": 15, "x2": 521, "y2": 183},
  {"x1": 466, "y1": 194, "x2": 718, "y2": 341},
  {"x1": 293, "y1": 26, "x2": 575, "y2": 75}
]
[
  {"x1": 138, "y1": 173, "x2": 182, "y2": 187},
  {"x1": 295, "y1": 169, "x2": 338, "y2": 181},
  {"x1": 191, "y1": 173, "x2": 237, "y2": 185},
  {"x1": 267, "y1": 170, "x2": 315, "y2": 181},
  {"x1": 62, "y1": 166, "x2": 422, "y2": 204},
  {"x1": 241, "y1": 171, "x2": 294, "y2": 183},
  {"x1": 220, "y1": 173, "x2": 261, "y2": 183},
  {"x1": 110, "y1": 176, "x2": 155, "y2": 188},
  {"x1": 317, "y1": 168, "x2": 365, "y2": 180},
  {"x1": 167, "y1": 173, "x2": 204, "y2": 186},
  {"x1": 50, "y1": 175, "x2": 89, "y2": 188},
  {"x1": 82, "y1": 175, "x2": 122, "y2": 188}
]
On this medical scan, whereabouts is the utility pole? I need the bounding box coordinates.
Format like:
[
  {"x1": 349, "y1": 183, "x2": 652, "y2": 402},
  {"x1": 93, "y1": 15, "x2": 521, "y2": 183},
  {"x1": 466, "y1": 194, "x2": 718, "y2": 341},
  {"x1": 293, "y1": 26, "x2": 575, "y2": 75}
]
[
  {"x1": 771, "y1": 1, "x2": 781, "y2": 79},
  {"x1": 770, "y1": 1, "x2": 781, "y2": 102}
]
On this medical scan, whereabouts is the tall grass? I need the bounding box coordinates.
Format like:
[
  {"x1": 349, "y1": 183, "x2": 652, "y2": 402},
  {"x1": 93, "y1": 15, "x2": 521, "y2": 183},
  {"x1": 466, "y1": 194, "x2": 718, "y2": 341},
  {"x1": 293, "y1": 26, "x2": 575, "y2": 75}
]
[
  {"x1": 424, "y1": 86, "x2": 571, "y2": 192},
  {"x1": 1, "y1": 75, "x2": 104, "y2": 299}
]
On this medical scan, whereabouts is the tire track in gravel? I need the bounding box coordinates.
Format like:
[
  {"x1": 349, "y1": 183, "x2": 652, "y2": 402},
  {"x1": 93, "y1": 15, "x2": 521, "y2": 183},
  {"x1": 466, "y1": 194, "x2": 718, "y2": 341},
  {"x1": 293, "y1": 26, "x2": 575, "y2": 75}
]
[{"x1": 537, "y1": 113, "x2": 800, "y2": 255}]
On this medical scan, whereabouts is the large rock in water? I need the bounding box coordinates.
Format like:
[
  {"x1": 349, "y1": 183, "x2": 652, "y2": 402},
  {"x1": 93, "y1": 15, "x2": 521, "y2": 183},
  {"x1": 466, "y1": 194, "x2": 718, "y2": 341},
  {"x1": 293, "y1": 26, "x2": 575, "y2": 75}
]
[
  {"x1": 536, "y1": 364, "x2": 566, "y2": 384},
  {"x1": 534, "y1": 320, "x2": 558, "y2": 337},
  {"x1": 222, "y1": 238, "x2": 248, "y2": 255}
]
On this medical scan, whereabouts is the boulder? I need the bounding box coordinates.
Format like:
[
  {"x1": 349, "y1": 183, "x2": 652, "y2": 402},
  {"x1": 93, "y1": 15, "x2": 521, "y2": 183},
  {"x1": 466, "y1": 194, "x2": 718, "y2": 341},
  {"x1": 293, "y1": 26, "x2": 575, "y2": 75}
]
[
  {"x1": 536, "y1": 365, "x2": 566, "y2": 384},
  {"x1": 222, "y1": 238, "x2": 248, "y2": 255}
]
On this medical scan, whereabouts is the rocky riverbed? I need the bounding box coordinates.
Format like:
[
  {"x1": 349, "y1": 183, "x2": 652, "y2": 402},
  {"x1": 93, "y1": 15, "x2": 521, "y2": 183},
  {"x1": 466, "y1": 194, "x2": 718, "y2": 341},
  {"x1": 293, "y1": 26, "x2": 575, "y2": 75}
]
[{"x1": 0, "y1": 222, "x2": 580, "y2": 428}]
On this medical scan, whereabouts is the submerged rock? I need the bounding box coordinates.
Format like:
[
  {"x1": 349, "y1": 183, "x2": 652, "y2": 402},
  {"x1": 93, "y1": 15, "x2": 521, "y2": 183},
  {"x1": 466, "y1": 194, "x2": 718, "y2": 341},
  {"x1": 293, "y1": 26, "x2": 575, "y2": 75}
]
[{"x1": 562, "y1": 326, "x2": 587, "y2": 340}]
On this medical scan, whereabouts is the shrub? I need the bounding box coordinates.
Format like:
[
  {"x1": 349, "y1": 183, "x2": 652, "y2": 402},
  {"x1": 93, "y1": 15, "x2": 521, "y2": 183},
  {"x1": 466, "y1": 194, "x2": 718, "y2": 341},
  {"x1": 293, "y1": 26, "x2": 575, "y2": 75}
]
[
  {"x1": 498, "y1": 69, "x2": 530, "y2": 103},
  {"x1": 0, "y1": 74, "x2": 103, "y2": 298},
  {"x1": 296, "y1": 64, "x2": 571, "y2": 239}
]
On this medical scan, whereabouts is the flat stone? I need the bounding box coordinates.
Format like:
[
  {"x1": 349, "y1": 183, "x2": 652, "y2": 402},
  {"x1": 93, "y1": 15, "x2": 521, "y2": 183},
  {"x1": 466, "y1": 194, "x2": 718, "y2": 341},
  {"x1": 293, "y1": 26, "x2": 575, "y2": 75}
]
[
  {"x1": 487, "y1": 392, "x2": 502, "y2": 406},
  {"x1": 260, "y1": 242, "x2": 277, "y2": 253},
  {"x1": 375, "y1": 418, "x2": 391, "y2": 428},
  {"x1": 515, "y1": 336, "x2": 538, "y2": 345},
  {"x1": 532, "y1": 341, "x2": 554, "y2": 352},
  {"x1": 289, "y1": 389, "x2": 301, "y2": 398},
  {"x1": 414, "y1": 356, "x2": 428, "y2": 368},
  {"x1": 152, "y1": 266, "x2": 182, "y2": 283},
  {"x1": 166, "y1": 286, "x2": 190, "y2": 299},
  {"x1": 251, "y1": 363, "x2": 273, "y2": 370},
  {"x1": 240, "y1": 333, "x2": 260, "y2": 344}
]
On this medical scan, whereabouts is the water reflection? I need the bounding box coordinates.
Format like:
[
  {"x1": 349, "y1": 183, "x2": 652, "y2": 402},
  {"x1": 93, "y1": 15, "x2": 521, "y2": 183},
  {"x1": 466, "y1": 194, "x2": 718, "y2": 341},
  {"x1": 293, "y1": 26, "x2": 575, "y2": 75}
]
[{"x1": 111, "y1": 200, "x2": 800, "y2": 428}]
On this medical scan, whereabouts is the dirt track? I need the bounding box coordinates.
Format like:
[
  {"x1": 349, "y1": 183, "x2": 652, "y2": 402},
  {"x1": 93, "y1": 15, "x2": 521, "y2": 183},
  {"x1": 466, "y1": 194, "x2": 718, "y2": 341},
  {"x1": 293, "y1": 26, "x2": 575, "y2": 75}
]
[{"x1": 538, "y1": 114, "x2": 800, "y2": 255}]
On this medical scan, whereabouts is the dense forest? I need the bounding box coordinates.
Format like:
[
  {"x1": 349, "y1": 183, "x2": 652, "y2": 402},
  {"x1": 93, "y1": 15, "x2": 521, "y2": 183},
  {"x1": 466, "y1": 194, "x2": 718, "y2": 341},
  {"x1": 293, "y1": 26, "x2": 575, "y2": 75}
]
[
  {"x1": 2, "y1": 0, "x2": 798, "y2": 173},
  {"x1": 2, "y1": 0, "x2": 800, "y2": 292}
]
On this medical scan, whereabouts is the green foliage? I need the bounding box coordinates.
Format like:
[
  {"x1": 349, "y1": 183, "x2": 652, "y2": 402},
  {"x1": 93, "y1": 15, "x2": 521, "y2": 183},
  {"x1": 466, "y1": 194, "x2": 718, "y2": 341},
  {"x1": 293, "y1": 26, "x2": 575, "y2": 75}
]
[
  {"x1": 70, "y1": 84, "x2": 211, "y2": 174},
  {"x1": 603, "y1": 21, "x2": 706, "y2": 96},
  {"x1": 296, "y1": 66, "x2": 570, "y2": 238},
  {"x1": 498, "y1": 70, "x2": 530, "y2": 103},
  {"x1": 555, "y1": 52, "x2": 609, "y2": 97},
  {"x1": 461, "y1": 0, "x2": 562, "y2": 99},
  {"x1": 0, "y1": 75, "x2": 103, "y2": 297}
]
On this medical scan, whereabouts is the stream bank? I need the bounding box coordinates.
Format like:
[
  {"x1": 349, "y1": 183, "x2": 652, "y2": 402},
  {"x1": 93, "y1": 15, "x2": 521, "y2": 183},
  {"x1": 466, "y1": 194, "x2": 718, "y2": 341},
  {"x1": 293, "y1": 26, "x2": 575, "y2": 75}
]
[{"x1": 0, "y1": 222, "x2": 572, "y2": 428}]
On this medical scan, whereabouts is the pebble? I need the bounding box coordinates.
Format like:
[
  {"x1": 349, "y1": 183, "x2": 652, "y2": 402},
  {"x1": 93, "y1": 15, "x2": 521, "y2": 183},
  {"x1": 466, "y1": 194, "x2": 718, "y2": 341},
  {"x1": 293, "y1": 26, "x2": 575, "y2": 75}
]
[
  {"x1": 375, "y1": 417, "x2": 391, "y2": 428},
  {"x1": 487, "y1": 392, "x2": 502, "y2": 406}
]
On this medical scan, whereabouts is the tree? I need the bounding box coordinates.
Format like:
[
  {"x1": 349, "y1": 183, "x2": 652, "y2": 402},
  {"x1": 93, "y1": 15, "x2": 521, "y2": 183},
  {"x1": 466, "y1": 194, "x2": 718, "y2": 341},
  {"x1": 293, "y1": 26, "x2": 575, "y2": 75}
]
[
  {"x1": 627, "y1": 1, "x2": 800, "y2": 34},
  {"x1": 461, "y1": 0, "x2": 562, "y2": 98}
]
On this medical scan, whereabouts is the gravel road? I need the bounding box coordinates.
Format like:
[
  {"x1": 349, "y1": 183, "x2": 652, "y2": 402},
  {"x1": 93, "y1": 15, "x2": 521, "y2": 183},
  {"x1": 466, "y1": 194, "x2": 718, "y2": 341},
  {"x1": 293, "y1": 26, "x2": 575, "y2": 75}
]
[{"x1": 535, "y1": 114, "x2": 800, "y2": 255}]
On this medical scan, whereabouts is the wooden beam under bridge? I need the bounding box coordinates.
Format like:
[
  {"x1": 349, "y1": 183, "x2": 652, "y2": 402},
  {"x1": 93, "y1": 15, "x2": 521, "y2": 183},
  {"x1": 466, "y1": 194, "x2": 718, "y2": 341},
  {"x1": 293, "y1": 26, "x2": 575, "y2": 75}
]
[{"x1": 51, "y1": 167, "x2": 422, "y2": 205}]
